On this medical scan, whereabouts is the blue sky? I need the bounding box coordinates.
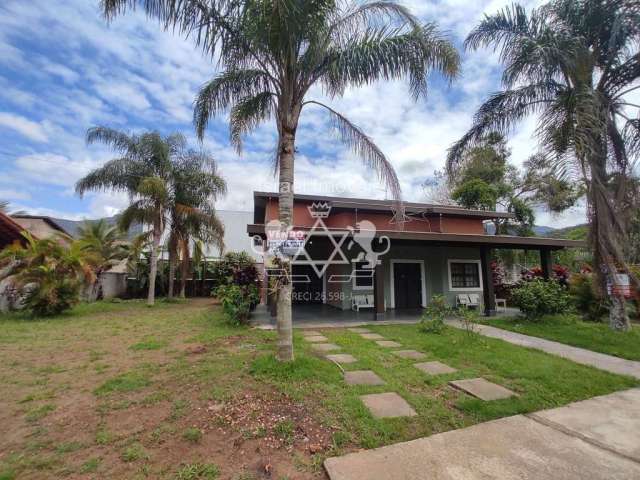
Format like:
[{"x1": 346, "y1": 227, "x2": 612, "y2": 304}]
[{"x1": 0, "y1": 0, "x2": 585, "y2": 227}]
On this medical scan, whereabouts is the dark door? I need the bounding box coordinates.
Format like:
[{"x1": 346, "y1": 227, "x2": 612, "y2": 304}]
[
  {"x1": 393, "y1": 263, "x2": 422, "y2": 309},
  {"x1": 291, "y1": 265, "x2": 324, "y2": 304}
]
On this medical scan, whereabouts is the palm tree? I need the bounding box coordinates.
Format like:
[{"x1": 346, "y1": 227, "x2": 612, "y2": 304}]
[
  {"x1": 0, "y1": 233, "x2": 95, "y2": 316},
  {"x1": 447, "y1": 0, "x2": 640, "y2": 331},
  {"x1": 102, "y1": 0, "x2": 460, "y2": 361},
  {"x1": 76, "y1": 127, "x2": 183, "y2": 306},
  {"x1": 76, "y1": 219, "x2": 129, "y2": 299},
  {"x1": 167, "y1": 150, "x2": 226, "y2": 299}
]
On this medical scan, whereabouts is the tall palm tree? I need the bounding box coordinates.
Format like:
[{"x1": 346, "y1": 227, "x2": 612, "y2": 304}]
[
  {"x1": 448, "y1": 0, "x2": 640, "y2": 331},
  {"x1": 76, "y1": 127, "x2": 183, "y2": 306},
  {"x1": 76, "y1": 219, "x2": 129, "y2": 299},
  {"x1": 102, "y1": 0, "x2": 460, "y2": 361},
  {"x1": 167, "y1": 150, "x2": 226, "y2": 299}
]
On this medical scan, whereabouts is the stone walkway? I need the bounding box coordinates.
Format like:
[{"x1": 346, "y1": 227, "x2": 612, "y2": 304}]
[
  {"x1": 325, "y1": 388, "x2": 640, "y2": 480},
  {"x1": 303, "y1": 327, "x2": 515, "y2": 421},
  {"x1": 446, "y1": 320, "x2": 640, "y2": 379}
]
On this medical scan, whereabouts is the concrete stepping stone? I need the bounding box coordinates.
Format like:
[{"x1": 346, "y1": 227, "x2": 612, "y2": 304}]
[
  {"x1": 393, "y1": 350, "x2": 427, "y2": 360},
  {"x1": 449, "y1": 378, "x2": 516, "y2": 401},
  {"x1": 376, "y1": 340, "x2": 402, "y2": 348},
  {"x1": 360, "y1": 392, "x2": 417, "y2": 418},
  {"x1": 304, "y1": 335, "x2": 329, "y2": 342},
  {"x1": 311, "y1": 343, "x2": 341, "y2": 352},
  {"x1": 348, "y1": 328, "x2": 371, "y2": 333},
  {"x1": 326, "y1": 354, "x2": 357, "y2": 364},
  {"x1": 360, "y1": 333, "x2": 385, "y2": 340},
  {"x1": 344, "y1": 370, "x2": 386, "y2": 386},
  {"x1": 301, "y1": 330, "x2": 322, "y2": 336},
  {"x1": 414, "y1": 361, "x2": 457, "y2": 375}
]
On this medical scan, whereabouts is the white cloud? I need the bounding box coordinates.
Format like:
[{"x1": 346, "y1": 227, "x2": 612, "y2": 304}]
[
  {"x1": 0, "y1": 0, "x2": 588, "y2": 230},
  {"x1": 0, "y1": 112, "x2": 49, "y2": 142},
  {"x1": 0, "y1": 189, "x2": 31, "y2": 201},
  {"x1": 14, "y1": 152, "x2": 99, "y2": 187}
]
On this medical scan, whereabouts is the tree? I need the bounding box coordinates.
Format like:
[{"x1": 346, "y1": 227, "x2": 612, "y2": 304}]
[
  {"x1": 167, "y1": 150, "x2": 226, "y2": 299},
  {"x1": 0, "y1": 233, "x2": 95, "y2": 316},
  {"x1": 102, "y1": 0, "x2": 460, "y2": 361},
  {"x1": 448, "y1": 0, "x2": 640, "y2": 331},
  {"x1": 450, "y1": 133, "x2": 536, "y2": 235},
  {"x1": 76, "y1": 219, "x2": 129, "y2": 299},
  {"x1": 76, "y1": 127, "x2": 181, "y2": 306}
]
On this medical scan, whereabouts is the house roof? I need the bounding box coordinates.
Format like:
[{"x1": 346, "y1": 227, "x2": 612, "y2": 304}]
[
  {"x1": 246, "y1": 223, "x2": 585, "y2": 250},
  {"x1": 0, "y1": 211, "x2": 27, "y2": 248},
  {"x1": 253, "y1": 191, "x2": 515, "y2": 221},
  {"x1": 11, "y1": 214, "x2": 72, "y2": 236}
]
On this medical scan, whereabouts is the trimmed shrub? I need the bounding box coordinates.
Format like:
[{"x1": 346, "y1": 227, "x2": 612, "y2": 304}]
[
  {"x1": 511, "y1": 279, "x2": 572, "y2": 320},
  {"x1": 569, "y1": 272, "x2": 608, "y2": 322}
]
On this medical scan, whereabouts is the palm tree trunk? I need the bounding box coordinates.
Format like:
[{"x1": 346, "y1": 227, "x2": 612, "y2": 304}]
[
  {"x1": 168, "y1": 242, "x2": 177, "y2": 299},
  {"x1": 276, "y1": 124, "x2": 296, "y2": 362},
  {"x1": 589, "y1": 159, "x2": 631, "y2": 331},
  {"x1": 179, "y1": 240, "x2": 189, "y2": 298},
  {"x1": 147, "y1": 220, "x2": 162, "y2": 306}
]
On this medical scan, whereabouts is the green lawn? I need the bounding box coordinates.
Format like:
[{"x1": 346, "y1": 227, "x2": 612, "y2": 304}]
[
  {"x1": 482, "y1": 315, "x2": 640, "y2": 361},
  {"x1": 0, "y1": 300, "x2": 637, "y2": 479}
]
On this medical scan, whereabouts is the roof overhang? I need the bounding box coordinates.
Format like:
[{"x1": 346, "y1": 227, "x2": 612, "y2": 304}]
[
  {"x1": 253, "y1": 191, "x2": 515, "y2": 220},
  {"x1": 246, "y1": 224, "x2": 585, "y2": 250},
  {"x1": 0, "y1": 212, "x2": 28, "y2": 248}
]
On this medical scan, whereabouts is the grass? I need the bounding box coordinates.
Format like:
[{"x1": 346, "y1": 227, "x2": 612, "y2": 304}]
[
  {"x1": 130, "y1": 337, "x2": 168, "y2": 351},
  {"x1": 182, "y1": 427, "x2": 203, "y2": 443},
  {"x1": 0, "y1": 298, "x2": 637, "y2": 479},
  {"x1": 483, "y1": 314, "x2": 640, "y2": 361},
  {"x1": 174, "y1": 463, "x2": 219, "y2": 480},
  {"x1": 24, "y1": 404, "x2": 56, "y2": 423},
  {"x1": 94, "y1": 370, "x2": 153, "y2": 396}
]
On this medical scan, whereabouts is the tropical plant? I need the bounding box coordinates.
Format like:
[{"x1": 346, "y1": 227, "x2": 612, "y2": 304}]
[
  {"x1": 76, "y1": 127, "x2": 185, "y2": 306},
  {"x1": 569, "y1": 272, "x2": 609, "y2": 321},
  {"x1": 76, "y1": 219, "x2": 129, "y2": 299},
  {"x1": 419, "y1": 294, "x2": 451, "y2": 334},
  {"x1": 0, "y1": 233, "x2": 95, "y2": 316},
  {"x1": 215, "y1": 283, "x2": 259, "y2": 326},
  {"x1": 102, "y1": 0, "x2": 460, "y2": 361},
  {"x1": 511, "y1": 279, "x2": 572, "y2": 320},
  {"x1": 166, "y1": 151, "x2": 226, "y2": 299},
  {"x1": 447, "y1": 0, "x2": 640, "y2": 330}
]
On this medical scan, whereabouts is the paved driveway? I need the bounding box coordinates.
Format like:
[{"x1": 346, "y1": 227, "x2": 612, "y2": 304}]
[{"x1": 325, "y1": 389, "x2": 640, "y2": 480}]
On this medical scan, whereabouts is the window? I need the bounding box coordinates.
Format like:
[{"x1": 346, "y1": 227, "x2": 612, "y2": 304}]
[
  {"x1": 448, "y1": 261, "x2": 481, "y2": 289},
  {"x1": 352, "y1": 262, "x2": 374, "y2": 290}
]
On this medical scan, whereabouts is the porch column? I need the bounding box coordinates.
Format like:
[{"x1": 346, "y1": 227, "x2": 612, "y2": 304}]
[
  {"x1": 480, "y1": 246, "x2": 496, "y2": 316},
  {"x1": 540, "y1": 248, "x2": 552, "y2": 280},
  {"x1": 373, "y1": 263, "x2": 385, "y2": 321}
]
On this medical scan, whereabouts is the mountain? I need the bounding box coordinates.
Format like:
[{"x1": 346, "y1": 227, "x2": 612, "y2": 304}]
[{"x1": 485, "y1": 223, "x2": 586, "y2": 238}]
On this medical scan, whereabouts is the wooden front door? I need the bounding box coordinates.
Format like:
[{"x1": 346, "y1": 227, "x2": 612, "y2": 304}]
[{"x1": 393, "y1": 262, "x2": 422, "y2": 309}]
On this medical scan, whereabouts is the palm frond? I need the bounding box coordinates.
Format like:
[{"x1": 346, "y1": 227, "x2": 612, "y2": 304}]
[
  {"x1": 194, "y1": 69, "x2": 275, "y2": 139},
  {"x1": 447, "y1": 82, "x2": 559, "y2": 170},
  {"x1": 86, "y1": 126, "x2": 136, "y2": 154},
  {"x1": 321, "y1": 23, "x2": 459, "y2": 99},
  {"x1": 303, "y1": 99, "x2": 401, "y2": 205},
  {"x1": 229, "y1": 92, "x2": 275, "y2": 152}
]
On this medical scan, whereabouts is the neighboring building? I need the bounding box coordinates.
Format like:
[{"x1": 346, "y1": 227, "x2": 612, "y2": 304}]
[
  {"x1": 247, "y1": 192, "x2": 583, "y2": 319},
  {"x1": 0, "y1": 211, "x2": 26, "y2": 250},
  {"x1": 11, "y1": 215, "x2": 71, "y2": 240},
  {"x1": 202, "y1": 210, "x2": 263, "y2": 263}
]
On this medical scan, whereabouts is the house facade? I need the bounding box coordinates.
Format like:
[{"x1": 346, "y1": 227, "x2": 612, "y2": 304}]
[{"x1": 247, "y1": 192, "x2": 583, "y2": 318}]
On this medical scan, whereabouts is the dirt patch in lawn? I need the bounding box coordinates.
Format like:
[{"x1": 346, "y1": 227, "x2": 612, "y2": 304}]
[{"x1": 0, "y1": 300, "x2": 327, "y2": 479}]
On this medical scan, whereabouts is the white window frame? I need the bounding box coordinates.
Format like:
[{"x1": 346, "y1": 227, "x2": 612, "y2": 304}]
[
  {"x1": 389, "y1": 259, "x2": 427, "y2": 309},
  {"x1": 351, "y1": 261, "x2": 374, "y2": 291},
  {"x1": 447, "y1": 259, "x2": 483, "y2": 292}
]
